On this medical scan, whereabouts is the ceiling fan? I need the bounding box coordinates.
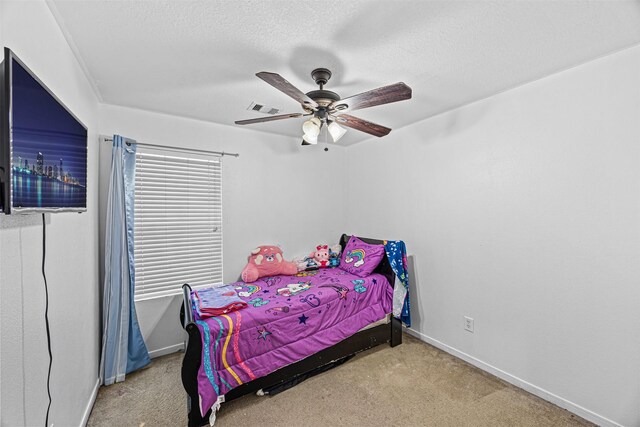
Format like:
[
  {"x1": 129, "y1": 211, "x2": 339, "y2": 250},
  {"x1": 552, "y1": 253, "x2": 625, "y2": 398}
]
[{"x1": 235, "y1": 68, "x2": 412, "y2": 145}]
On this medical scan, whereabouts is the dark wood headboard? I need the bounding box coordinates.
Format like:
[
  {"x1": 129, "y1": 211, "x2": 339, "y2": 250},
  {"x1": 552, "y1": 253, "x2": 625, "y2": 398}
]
[{"x1": 339, "y1": 234, "x2": 396, "y2": 289}]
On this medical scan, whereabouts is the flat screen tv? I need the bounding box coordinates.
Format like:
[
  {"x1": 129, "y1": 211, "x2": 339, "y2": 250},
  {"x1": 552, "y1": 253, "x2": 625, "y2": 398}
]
[{"x1": 1, "y1": 47, "x2": 87, "y2": 214}]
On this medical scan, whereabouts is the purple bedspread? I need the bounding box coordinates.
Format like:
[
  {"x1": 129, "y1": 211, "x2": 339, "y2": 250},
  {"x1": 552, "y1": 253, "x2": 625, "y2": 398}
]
[{"x1": 193, "y1": 268, "x2": 393, "y2": 416}]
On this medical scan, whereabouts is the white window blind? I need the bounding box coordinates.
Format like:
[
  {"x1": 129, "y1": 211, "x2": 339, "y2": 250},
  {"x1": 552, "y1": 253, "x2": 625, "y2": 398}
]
[{"x1": 133, "y1": 149, "x2": 223, "y2": 301}]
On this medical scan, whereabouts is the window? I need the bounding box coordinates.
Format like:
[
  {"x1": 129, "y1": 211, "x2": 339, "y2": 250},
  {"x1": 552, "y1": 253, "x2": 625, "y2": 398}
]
[{"x1": 133, "y1": 149, "x2": 223, "y2": 300}]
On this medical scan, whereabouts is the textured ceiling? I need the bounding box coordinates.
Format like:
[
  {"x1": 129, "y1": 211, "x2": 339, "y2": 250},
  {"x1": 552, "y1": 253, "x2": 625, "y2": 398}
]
[{"x1": 49, "y1": 0, "x2": 640, "y2": 145}]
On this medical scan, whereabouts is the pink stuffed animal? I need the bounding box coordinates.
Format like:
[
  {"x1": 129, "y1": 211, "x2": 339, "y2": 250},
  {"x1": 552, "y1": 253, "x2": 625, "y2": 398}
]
[
  {"x1": 310, "y1": 244, "x2": 330, "y2": 268},
  {"x1": 241, "y1": 245, "x2": 298, "y2": 283}
]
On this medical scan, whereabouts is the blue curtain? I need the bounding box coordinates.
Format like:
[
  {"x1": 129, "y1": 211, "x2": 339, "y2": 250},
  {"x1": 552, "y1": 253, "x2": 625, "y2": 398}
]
[{"x1": 100, "y1": 135, "x2": 150, "y2": 385}]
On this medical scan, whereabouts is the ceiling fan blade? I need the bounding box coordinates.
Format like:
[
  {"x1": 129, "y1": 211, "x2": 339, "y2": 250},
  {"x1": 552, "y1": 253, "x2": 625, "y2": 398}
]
[
  {"x1": 333, "y1": 114, "x2": 391, "y2": 137},
  {"x1": 330, "y1": 82, "x2": 412, "y2": 113},
  {"x1": 256, "y1": 72, "x2": 319, "y2": 109},
  {"x1": 235, "y1": 113, "x2": 303, "y2": 125}
]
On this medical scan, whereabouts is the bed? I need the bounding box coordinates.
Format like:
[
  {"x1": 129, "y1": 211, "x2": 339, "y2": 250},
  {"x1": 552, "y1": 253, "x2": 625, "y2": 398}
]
[{"x1": 179, "y1": 234, "x2": 403, "y2": 426}]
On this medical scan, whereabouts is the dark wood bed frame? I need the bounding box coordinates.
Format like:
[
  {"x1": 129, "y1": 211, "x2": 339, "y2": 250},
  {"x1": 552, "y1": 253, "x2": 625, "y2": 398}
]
[{"x1": 179, "y1": 234, "x2": 403, "y2": 427}]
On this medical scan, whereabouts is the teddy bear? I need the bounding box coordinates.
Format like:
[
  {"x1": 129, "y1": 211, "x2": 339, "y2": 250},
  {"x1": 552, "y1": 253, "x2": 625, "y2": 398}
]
[
  {"x1": 328, "y1": 244, "x2": 342, "y2": 267},
  {"x1": 240, "y1": 245, "x2": 298, "y2": 283},
  {"x1": 310, "y1": 244, "x2": 330, "y2": 268},
  {"x1": 294, "y1": 243, "x2": 342, "y2": 271}
]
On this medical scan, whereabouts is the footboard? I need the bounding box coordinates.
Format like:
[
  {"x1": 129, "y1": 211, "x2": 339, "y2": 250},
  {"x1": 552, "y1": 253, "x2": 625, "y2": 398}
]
[{"x1": 180, "y1": 284, "x2": 212, "y2": 426}]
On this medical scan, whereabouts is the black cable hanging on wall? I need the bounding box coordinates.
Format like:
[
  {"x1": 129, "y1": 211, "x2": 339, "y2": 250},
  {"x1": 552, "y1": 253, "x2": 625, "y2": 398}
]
[{"x1": 42, "y1": 213, "x2": 53, "y2": 427}]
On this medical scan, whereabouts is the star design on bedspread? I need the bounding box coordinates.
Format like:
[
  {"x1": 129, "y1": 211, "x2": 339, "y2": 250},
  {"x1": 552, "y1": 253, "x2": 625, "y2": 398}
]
[
  {"x1": 257, "y1": 328, "x2": 272, "y2": 341},
  {"x1": 372, "y1": 278, "x2": 377, "y2": 285},
  {"x1": 298, "y1": 314, "x2": 309, "y2": 324},
  {"x1": 319, "y1": 285, "x2": 350, "y2": 300}
]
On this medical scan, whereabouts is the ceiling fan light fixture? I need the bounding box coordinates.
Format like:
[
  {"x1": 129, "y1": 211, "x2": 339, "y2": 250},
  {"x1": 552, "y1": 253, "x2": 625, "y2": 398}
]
[
  {"x1": 237, "y1": 69, "x2": 412, "y2": 142},
  {"x1": 302, "y1": 117, "x2": 321, "y2": 137},
  {"x1": 302, "y1": 133, "x2": 318, "y2": 145},
  {"x1": 328, "y1": 121, "x2": 347, "y2": 143}
]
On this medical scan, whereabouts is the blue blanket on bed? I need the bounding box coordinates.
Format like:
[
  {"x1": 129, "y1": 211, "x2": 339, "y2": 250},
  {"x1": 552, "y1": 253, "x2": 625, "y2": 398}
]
[{"x1": 384, "y1": 240, "x2": 411, "y2": 327}]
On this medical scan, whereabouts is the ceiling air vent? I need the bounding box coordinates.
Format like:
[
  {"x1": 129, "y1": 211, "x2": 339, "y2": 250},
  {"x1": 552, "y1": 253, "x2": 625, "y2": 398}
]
[{"x1": 247, "y1": 102, "x2": 280, "y2": 115}]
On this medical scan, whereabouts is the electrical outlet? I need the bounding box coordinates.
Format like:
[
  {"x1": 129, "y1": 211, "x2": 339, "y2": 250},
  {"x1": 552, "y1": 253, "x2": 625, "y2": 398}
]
[{"x1": 464, "y1": 316, "x2": 474, "y2": 333}]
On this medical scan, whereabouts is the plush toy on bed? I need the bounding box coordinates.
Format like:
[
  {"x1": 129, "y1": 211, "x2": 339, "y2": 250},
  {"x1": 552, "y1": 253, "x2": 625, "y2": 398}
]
[
  {"x1": 295, "y1": 244, "x2": 342, "y2": 270},
  {"x1": 241, "y1": 245, "x2": 298, "y2": 283},
  {"x1": 328, "y1": 244, "x2": 341, "y2": 267},
  {"x1": 311, "y1": 244, "x2": 330, "y2": 267}
]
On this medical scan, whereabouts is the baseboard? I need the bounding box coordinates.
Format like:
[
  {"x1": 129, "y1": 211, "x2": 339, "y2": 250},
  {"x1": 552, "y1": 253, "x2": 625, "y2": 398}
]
[
  {"x1": 80, "y1": 377, "x2": 100, "y2": 427},
  {"x1": 78, "y1": 345, "x2": 182, "y2": 425},
  {"x1": 148, "y1": 342, "x2": 185, "y2": 359},
  {"x1": 405, "y1": 328, "x2": 622, "y2": 427}
]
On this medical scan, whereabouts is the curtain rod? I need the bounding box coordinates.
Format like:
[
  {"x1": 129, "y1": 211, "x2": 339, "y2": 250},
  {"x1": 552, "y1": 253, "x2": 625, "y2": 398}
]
[{"x1": 101, "y1": 136, "x2": 239, "y2": 158}]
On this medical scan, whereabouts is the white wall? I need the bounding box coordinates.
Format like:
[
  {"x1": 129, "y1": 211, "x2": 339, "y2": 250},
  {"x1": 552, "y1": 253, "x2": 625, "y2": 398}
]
[
  {"x1": 98, "y1": 104, "x2": 347, "y2": 356},
  {"x1": 3, "y1": 3, "x2": 635, "y2": 426},
  {"x1": 345, "y1": 45, "x2": 640, "y2": 426},
  {"x1": 0, "y1": 1, "x2": 101, "y2": 426}
]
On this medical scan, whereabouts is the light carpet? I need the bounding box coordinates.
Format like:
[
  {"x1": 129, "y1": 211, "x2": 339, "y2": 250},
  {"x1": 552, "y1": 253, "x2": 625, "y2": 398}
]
[{"x1": 88, "y1": 333, "x2": 592, "y2": 427}]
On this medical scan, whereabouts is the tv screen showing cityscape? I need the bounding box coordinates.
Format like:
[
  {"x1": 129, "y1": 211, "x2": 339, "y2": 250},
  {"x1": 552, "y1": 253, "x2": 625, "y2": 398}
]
[{"x1": 8, "y1": 52, "x2": 87, "y2": 212}]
